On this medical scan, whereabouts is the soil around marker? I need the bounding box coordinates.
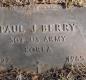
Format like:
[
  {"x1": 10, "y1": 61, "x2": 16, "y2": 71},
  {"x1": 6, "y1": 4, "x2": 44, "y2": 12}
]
[
  {"x1": 0, "y1": 0, "x2": 86, "y2": 8},
  {"x1": 0, "y1": 63, "x2": 86, "y2": 80}
]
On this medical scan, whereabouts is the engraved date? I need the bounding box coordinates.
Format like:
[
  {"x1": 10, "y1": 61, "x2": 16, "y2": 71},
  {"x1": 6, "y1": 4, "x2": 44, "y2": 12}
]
[
  {"x1": 65, "y1": 56, "x2": 85, "y2": 63},
  {"x1": 0, "y1": 57, "x2": 10, "y2": 65}
]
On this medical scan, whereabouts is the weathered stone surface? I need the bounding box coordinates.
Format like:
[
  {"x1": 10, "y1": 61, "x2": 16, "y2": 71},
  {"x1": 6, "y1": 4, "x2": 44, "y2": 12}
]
[{"x1": 0, "y1": 1, "x2": 86, "y2": 72}]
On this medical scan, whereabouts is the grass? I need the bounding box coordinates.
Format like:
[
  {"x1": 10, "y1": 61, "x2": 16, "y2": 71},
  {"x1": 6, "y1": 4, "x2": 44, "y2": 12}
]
[
  {"x1": 0, "y1": 0, "x2": 30, "y2": 7},
  {"x1": 0, "y1": 0, "x2": 86, "y2": 8},
  {"x1": 0, "y1": 63, "x2": 86, "y2": 80}
]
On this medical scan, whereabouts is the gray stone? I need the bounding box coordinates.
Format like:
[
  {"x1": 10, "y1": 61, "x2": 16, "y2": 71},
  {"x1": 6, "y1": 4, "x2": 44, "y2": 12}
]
[{"x1": 0, "y1": 6, "x2": 86, "y2": 72}]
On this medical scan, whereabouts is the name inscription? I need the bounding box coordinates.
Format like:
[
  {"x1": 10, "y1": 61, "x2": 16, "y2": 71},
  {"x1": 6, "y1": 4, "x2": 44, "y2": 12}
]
[
  {"x1": 0, "y1": 23, "x2": 76, "y2": 56},
  {"x1": 0, "y1": 25, "x2": 24, "y2": 34},
  {"x1": 0, "y1": 23, "x2": 75, "y2": 34},
  {"x1": 32, "y1": 23, "x2": 74, "y2": 33}
]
